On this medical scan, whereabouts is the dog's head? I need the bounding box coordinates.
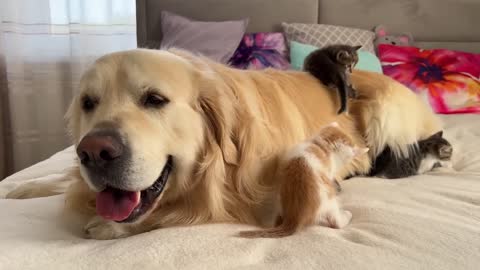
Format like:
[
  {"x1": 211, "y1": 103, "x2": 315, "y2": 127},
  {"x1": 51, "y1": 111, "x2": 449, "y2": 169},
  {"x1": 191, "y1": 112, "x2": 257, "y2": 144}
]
[{"x1": 67, "y1": 49, "x2": 237, "y2": 223}]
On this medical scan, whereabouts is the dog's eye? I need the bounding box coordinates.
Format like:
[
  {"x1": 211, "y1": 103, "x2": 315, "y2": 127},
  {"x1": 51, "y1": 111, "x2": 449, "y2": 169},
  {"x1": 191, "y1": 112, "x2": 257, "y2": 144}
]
[
  {"x1": 81, "y1": 96, "x2": 98, "y2": 112},
  {"x1": 142, "y1": 92, "x2": 169, "y2": 108}
]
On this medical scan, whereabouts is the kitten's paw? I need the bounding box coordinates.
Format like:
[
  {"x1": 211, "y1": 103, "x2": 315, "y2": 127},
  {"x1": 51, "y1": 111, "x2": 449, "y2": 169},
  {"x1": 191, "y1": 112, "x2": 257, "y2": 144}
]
[
  {"x1": 337, "y1": 210, "x2": 353, "y2": 228},
  {"x1": 443, "y1": 161, "x2": 454, "y2": 169},
  {"x1": 347, "y1": 86, "x2": 357, "y2": 98},
  {"x1": 84, "y1": 216, "x2": 131, "y2": 240},
  {"x1": 325, "y1": 210, "x2": 352, "y2": 229},
  {"x1": 327, "y1": 84, "x2": 339, "y2": 90}
]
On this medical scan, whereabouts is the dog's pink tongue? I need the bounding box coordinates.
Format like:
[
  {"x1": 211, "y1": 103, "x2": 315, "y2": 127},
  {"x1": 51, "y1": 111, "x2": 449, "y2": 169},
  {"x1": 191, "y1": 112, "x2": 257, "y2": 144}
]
[{"x1": 96, "y1": 188, "x2": 140, "y2": 221}]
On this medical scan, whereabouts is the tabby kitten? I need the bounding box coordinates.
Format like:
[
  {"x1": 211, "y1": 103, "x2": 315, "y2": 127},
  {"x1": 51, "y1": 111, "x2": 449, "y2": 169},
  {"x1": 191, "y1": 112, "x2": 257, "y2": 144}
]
[
  {"x1": 369, "y1": 131, "x2": 453, "y2": 179},
  {"x1": 303, "y1": 44, "x2": 362, "y2": 114},
  {"x1": 239, "y1": 122, "x2": 369, "y2": 238}
]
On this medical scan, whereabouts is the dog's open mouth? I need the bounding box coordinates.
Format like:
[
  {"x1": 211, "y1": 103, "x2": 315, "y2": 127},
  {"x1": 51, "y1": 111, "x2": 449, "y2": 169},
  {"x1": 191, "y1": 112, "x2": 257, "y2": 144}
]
[{"x1": 95, "y1": 156, "x2": 173, "y2": 223}]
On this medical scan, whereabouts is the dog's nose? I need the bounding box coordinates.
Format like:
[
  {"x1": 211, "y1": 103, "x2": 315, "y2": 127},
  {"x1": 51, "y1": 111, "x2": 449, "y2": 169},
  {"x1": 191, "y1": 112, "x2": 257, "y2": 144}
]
[{"x1": 76, "y1": 132, "x2": 123, "y2": 168}]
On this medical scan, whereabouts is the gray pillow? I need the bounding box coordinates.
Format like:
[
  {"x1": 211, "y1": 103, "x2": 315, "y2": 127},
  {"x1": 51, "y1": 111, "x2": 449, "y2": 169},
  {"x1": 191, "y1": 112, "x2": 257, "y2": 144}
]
[
  {"x1": 160, "y1": 11, "x2": 249, "y2": 63},
  {"x1": 282, "y1": 23, "x2": 376, "y2": 54}
]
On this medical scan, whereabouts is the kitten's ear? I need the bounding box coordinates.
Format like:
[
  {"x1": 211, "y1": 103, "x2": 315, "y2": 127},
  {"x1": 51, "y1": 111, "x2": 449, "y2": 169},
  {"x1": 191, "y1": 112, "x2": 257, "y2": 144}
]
[
  {"x1": 337, "y1": 51, "x2": 349, "y2": 60},
  {"x1": 353, "y1": 45, "x2": 362, "y2": 51},
  {"x1": 353, "y1": 147, "x2": 369, "y2": 156},
  {"x1": 431, "y1": 131, "x2": 443, "y2": 138}
]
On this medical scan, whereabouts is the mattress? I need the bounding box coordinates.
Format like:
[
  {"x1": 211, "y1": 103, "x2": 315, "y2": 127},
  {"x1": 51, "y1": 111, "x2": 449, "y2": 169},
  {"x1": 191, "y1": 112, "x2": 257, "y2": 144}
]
[{"x1": 1, "y1": 114, "x2": 479, "y2": 270}]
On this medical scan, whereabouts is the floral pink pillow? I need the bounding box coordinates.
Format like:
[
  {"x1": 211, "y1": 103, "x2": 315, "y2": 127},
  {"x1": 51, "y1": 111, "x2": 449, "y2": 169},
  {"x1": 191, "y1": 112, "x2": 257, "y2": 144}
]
[
  {"x1": 229, "y1": 32, "x2": 290, "y2": 70},
  {"x1": 378, "y1": 44, "x2": 480, "y2": 114}
]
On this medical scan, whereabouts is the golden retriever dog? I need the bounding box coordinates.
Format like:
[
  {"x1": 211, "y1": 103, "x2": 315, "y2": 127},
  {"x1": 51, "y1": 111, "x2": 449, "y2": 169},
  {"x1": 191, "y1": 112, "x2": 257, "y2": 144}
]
[{"x1": 6, "y1": 48, "x2": 442, "y2": 239}]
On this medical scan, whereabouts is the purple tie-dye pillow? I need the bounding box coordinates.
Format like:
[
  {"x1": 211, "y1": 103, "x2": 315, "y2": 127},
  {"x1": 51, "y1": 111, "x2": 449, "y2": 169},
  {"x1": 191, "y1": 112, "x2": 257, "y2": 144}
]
[{"x1": 229, "y1": 32, "x2": 290, "y2": 70}]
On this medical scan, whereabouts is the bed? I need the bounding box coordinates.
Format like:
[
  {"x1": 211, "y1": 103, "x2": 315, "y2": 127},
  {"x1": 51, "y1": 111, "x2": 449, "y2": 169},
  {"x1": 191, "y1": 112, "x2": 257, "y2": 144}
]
[{"x1": 1, "y1": 0, "x2": 479, "y2": 269}]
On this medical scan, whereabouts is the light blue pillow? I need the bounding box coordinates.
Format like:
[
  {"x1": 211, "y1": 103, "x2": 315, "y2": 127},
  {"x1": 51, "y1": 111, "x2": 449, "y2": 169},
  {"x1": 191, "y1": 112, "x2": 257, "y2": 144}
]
[{"x1": 289, "y1": 41, "x2": 383, "y2": 73}]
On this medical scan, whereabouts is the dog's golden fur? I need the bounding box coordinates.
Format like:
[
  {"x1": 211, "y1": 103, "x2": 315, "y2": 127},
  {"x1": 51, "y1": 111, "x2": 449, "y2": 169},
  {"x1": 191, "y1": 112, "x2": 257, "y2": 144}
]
[{"x1": 6, "y1": 49, "x2": 442, "y2": 239}]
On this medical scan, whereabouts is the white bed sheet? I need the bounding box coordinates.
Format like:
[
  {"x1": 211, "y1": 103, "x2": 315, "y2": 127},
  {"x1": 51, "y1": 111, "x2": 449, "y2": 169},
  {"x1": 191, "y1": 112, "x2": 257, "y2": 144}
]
[{"x1": 1, "y1": 115, "x2": 479, "y2": 270}]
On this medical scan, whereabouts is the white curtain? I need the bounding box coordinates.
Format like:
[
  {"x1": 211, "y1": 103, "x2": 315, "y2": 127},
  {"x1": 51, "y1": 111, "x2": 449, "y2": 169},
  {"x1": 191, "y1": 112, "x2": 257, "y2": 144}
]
[{"x1": 0, "y1": 0, "x2": 136, "y2": 177}]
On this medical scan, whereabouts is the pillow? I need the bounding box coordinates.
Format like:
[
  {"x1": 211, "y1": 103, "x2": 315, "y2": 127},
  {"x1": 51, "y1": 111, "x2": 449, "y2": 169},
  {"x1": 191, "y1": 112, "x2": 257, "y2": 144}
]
[
  {"x1": 289, "y1": 41, "x2": 383, "y2": 73},
  {"x1": 160, "y1": 11, "x2": 248, "y2": 63},
  {"x1": 229, "y1": 32, "x2": 290, "y2": 70},
  {"x1": 379, "y1": 44, "x2": 480, "y2": 114},
  {"x1": 282, "y1": 23, "x2": 376, "y2": 54}
]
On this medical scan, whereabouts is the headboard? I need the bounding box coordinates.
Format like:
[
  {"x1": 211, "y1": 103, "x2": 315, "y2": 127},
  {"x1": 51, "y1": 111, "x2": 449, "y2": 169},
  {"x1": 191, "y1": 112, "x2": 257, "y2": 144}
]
[{"x1": 136, "y1": 0, "x2": 480, "y2": 53}]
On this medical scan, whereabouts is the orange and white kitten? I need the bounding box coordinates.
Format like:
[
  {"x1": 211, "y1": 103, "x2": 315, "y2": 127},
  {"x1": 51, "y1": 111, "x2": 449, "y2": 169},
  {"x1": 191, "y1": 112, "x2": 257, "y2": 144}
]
[{"x1": 239, "y1": 122, "x2": 368, "y2": 238}]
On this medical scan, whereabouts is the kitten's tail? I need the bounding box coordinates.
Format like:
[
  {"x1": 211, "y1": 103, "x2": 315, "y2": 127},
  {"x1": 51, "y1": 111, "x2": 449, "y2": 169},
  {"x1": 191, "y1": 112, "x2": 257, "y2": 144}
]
[{"x1": 336, "y1": 74, "x2": 348, "y2": 114}]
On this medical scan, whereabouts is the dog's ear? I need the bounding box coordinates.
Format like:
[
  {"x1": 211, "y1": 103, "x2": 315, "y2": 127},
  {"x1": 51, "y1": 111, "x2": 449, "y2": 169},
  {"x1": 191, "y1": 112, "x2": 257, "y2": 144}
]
[
  {"x1": 171, "y1": 48, "x2": 239, "y2": 166},
  {"x1": 199, "y1": 93, "x2": 239, "y2": 166},
  {"x1": 199, "y1": 71, "x2": 239, "y2": 165}
]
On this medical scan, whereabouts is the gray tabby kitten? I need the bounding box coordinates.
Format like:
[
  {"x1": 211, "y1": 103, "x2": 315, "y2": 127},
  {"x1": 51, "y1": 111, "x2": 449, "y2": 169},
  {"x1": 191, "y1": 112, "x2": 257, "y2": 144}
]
[
  {"x1": 369, "y1": 131, "x2": 453, "y2": 179},
  {"x1": 303, "y1": 44, "x2": 362, "y2": 114}
]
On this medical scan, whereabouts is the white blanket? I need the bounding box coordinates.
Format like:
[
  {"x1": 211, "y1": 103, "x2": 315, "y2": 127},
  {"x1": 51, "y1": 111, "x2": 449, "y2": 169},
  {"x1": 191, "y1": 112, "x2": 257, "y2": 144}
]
[{"x1": 1, "y1": 115, "x2": 479, "y2": 270}]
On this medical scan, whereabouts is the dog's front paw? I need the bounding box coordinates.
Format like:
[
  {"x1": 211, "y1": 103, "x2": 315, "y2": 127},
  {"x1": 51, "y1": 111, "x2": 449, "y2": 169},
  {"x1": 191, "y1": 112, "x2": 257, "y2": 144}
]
[
  {"x1": 84, "y1": 216, "x2": 131, "y2": 240},
  {"x1": 5, "y1": 184, "x2": 39, "y2": 199},
  {"x1": 5, "y1": 176, "x2": 71, "y2": 199}
]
